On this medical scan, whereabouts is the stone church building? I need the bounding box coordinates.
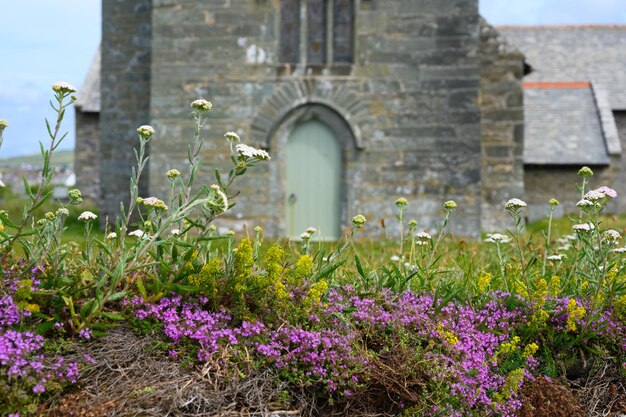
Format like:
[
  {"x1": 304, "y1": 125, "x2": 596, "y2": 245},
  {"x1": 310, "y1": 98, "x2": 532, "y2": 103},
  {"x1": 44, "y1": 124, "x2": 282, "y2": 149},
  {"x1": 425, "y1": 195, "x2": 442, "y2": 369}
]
[{"x1": 75, "y1": 1, "x2": 626, "y2": 238}]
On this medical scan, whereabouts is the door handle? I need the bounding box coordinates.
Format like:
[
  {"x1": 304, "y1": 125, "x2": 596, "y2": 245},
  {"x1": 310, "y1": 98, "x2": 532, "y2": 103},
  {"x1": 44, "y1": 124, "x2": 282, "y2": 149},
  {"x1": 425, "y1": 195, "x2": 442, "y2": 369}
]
[{"x1": 288, "y1": 193, "x2": 297, "y2": 205}]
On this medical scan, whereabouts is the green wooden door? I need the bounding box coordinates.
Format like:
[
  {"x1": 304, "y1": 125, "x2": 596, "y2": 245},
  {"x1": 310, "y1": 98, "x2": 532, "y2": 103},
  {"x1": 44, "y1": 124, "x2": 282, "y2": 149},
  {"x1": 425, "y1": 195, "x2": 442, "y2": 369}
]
[{"x1": 286, "y1": 119, "x2": 342, "y2": 240}]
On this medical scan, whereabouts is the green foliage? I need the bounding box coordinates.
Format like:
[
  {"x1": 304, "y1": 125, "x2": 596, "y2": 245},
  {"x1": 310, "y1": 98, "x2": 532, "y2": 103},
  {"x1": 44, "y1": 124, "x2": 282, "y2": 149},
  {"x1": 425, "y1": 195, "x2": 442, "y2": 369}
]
[{"x1": 2, "y1": 84, "x2": 626, "y2": 416}]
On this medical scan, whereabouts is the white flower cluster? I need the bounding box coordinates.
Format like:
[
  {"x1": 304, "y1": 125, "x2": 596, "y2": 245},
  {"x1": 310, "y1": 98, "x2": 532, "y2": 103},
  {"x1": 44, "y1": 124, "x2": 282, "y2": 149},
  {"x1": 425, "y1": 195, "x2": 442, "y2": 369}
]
[
  {"x1": 504, "y1": 198, "x2": 527, "y2": 211},
  {"x1": 572, "y1": 223, "x2": 595, "y2": 232},
  {"x1": 300, "y1": 226, "x2": 317, "y2": 241},
  {"x1": 52, "y1": 81, "x2": 77, "y2": 94},
  {"x1": 484, "y1": 233, "x2": 510, "y2": 244},
  {"x1": 224, "y1": 131, "x2": 240, "y2": 142},
  {"x1": 576, "y1": 199, "x2": 595, "y2": 208},
  {"x1": 137, "y1": 125, "x2": 155, "y2": 137},
  {"x1": 603, "y1": 229, "x2": 621, "y2": 244},
  {"x1": 583, "y1": 190, "x2": 605, "y2": 201},
  {"x1": 546, "y1": 254, "x2": 565, "y2": 261},
  {"x1": 235, "y1": 143, "x2": 270, "y2": 160},
  {"x1": 557, "y1": 234, "x2": 577, "y2": 251},
  {"x1": 78, "y1": 211, "x2": 97, "y2": 221},
  {"x1": 129, "y1": 229, "x2": 149, "y2": 239},
  {"x1": 191, "y1": 99, "x2": 212, "y2": 112},
  {"x1": 585, "y1": 186, "x2": 617, "y2": 201},
  {"x1": 415, "y1": 231, "x2": 431, "y2": 245},
  {"x1": 141, "y1": 196, "x2": 168, "y2": 211}
]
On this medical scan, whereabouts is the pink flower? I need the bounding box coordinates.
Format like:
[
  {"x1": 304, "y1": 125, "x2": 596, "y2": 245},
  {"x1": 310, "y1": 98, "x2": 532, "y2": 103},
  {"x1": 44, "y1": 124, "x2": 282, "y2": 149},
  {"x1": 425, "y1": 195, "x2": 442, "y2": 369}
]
[{"x1": 594, "y1": 186, "x2": 617, "y2": 199}]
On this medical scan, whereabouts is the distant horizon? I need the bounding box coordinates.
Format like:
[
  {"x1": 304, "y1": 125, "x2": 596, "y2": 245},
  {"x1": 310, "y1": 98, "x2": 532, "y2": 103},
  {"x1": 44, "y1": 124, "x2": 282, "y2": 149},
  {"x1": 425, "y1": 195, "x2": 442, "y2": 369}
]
[{"x1": 1, "y1": 0, "x2": 625, "y2": 158}]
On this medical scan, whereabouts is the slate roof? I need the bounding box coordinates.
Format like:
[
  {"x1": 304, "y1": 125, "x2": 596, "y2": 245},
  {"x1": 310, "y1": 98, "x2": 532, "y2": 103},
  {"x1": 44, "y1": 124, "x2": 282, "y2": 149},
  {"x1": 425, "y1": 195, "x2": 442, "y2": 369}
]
[
  {"x1": 523, "y1": 82, "x2": 610, "y2": 165},
  {"x1": 75, "y1": 47, "x2": 100, "y2": 112},
  {"x1": 498, "y1": 26, "x2": 626, "y2": 110}
]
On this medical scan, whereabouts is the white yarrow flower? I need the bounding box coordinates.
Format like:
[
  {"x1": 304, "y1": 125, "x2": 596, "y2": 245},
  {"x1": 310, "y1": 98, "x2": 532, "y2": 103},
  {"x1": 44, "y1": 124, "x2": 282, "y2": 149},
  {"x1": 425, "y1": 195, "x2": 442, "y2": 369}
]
[
  {"x1": 611, "y1": 247, "x2": 626, "y2": 253},
  {"x1": 191, "y1": 99, "x2": 212, "y2": 112},
  {"x1": 584, "y1": 190, "x2": 605, "y2": 201},
  {"x1": 390, "y1": 255, "x2": 400, "y2": 262},
  {"x1": 572, "y1": 223, "x2": 594, "y2": 232},
  {"x1": 0, "y1": 180, "x2": 5, "y2": 189},
  {"x1": 137, "y1": 125, "x2": 155, "y2": 137},
  {"x1": 504, "y1": 198, "x2": 527, "y2": 211},
  {"x1": 235, "y1": 143, "x2": 270, "y2": 160},
  {"x1": 141, "y1": 196, "x2": 168, "y2": 210},
  {"x1": 170, "y1": 228, "x2": 181, "y2": 236},
  {"x1": 547, "y1": 254, "x2": 564, "y2": 261},
  {"x1": 224, "y1": 131, "x2": 240, "y2": 142},
  {"x1": 78, "y1": 211, "x2": 97, "y2": 221},
  {"x1": 576, "y1": 199, "x2": 594, "y2": 208},
  {"x1": 305, "y1": 227, "x2": 317, "y2": 235},
  {"x1": 416, "y1": 231, "x2": 432, "y2": 240},
  {"x1": 106, "y1": 232, "x2": 117, "y2": 239},
  {"x1": 603, "y1": 229, "x2": 621, "y2": 242},
  {"x1": 52, "y1": 81, "x2": 77, "y2": 94},
  {"x1": 485, "y1": 233, "x2": 510, "y2": 243},
  {"x1": 129, "y1": 230, "x2": 145, "y2": 238}
]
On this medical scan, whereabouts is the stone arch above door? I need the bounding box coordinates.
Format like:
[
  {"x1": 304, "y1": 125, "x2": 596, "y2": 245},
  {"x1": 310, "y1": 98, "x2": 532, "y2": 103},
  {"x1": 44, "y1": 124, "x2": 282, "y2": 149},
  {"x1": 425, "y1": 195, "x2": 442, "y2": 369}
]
[{"x1": 250, "y1": 79, "x2": 367, "y2": 150}]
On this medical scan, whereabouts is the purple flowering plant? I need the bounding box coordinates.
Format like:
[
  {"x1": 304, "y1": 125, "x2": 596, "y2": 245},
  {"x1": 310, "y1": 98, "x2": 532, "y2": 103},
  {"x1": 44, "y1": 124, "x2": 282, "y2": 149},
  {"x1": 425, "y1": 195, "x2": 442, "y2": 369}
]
[{"x1": 0, "y1": 85, "x2": 625, "y2": 415}]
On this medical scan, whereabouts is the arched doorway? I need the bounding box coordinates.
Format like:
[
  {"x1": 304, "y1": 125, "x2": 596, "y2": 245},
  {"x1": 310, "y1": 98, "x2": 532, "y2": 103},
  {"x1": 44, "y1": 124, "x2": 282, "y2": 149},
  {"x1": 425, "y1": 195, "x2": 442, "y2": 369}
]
[{"x1": 286, "y1": 119, "x2": 342, "y2": 240}]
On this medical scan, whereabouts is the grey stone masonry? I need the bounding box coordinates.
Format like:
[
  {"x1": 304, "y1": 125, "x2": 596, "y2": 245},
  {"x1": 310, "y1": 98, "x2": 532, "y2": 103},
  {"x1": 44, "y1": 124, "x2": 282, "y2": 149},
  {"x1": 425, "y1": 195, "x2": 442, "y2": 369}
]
[
  {"x1": 75, "y1": 48, "x2": 101, "y2": 200},
  {"x1": 146, "y1": 0, "x2": 485, "y2": 237},
  {"x1": 74, "y1": 111, "x2": 100, "y2": 201},
  {"x1": 479, "y1": 20, "x2": 525, "y2": 232},
  {"x1": 100, "y1": 0, "x2": 152, "y2": 224}
]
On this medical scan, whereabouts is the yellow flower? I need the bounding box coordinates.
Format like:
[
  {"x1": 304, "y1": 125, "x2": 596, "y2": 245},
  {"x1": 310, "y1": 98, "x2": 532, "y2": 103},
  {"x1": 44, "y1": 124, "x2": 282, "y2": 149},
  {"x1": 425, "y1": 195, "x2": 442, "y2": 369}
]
[
  {"x1": 499, "y1": 336, "x2": 520, "y2": 354},
  {"x1": 566, "y1": 299, "x2": 586, "y2": 332},
  {"x1": 493, "y1": 368, "x2": 525, "y2": 403},
  {"x1": 304, "y1": 280, "x2": 328, "y2": 307},
  {"x1": 477, "y1": 272, "x2": 492, "y2": 293},
  {"x1": 289, "y1": 255, "x2": 313, "y2": 286},
  {"x1": 522, "y1": 343, "x2": 539, "y2": 358},
  {"x1": 548, "y1": 275, "x2": 561, "y2": 297},
  {"x1": 436, "y1": 324, "x2": 459, "y2": 345}
]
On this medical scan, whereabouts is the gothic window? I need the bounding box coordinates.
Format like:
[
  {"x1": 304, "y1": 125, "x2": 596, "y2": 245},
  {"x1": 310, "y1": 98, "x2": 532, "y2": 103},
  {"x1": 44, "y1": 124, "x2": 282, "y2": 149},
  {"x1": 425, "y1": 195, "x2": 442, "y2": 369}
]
[
  {"x1": 279, "y1": 0, "x2": 301, "y2": 63},
  {"x1": 332, "y1": 0, "x2": 353, "y2": 63},
  {"x1": 307, "y1": 0, "x2": 327, "y2": 65},
  {"x1": 279, "y1": 0, "x2": 354, "y2": 65}
]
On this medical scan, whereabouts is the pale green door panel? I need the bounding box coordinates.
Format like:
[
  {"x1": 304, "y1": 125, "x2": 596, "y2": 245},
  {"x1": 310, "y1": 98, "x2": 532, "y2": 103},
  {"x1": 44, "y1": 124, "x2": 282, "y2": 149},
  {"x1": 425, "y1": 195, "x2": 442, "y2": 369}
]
[{"x1": 286, "y1": 119, "x2": 342, "y2": 240}]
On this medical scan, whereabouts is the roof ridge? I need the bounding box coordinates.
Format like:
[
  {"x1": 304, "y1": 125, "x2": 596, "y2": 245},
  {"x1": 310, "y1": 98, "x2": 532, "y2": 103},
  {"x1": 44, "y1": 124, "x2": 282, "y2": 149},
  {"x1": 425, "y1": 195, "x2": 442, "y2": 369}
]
[{"x1": 524, "y1": 81, "x2": 591, "y2": 89}]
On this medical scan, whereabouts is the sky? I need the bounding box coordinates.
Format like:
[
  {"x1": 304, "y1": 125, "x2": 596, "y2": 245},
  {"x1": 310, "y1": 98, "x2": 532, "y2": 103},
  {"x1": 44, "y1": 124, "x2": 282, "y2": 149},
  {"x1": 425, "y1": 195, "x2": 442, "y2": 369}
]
[{"x1": 0, "y1": 0, "x2": 625, "y2": 158}]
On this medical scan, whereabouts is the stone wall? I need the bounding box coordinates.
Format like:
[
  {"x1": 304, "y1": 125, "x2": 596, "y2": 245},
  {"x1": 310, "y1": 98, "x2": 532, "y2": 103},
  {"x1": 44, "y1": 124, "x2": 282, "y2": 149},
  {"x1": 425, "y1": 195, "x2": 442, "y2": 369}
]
[
  {"x1": 525, "y1": 111, "x2": 626, "y2": 222},
  {"x1": 74, "y1": 111, "x2": 100, "y2": 200},
  {"x1": 100, "y1": 0, "x2": 152, "y2": 223},
  {"x1": 479, "y1": 20, "x2": 525, "y2": 232},
  {"x1": 147, "y1": 0, "x2": 484, "y2": 237},
  {"x1": 612, "y1": 111, "x2": 626, "y2": 212},
  {"x1": 524, "y1": 166, "x2": 613, "y2": 221}
]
